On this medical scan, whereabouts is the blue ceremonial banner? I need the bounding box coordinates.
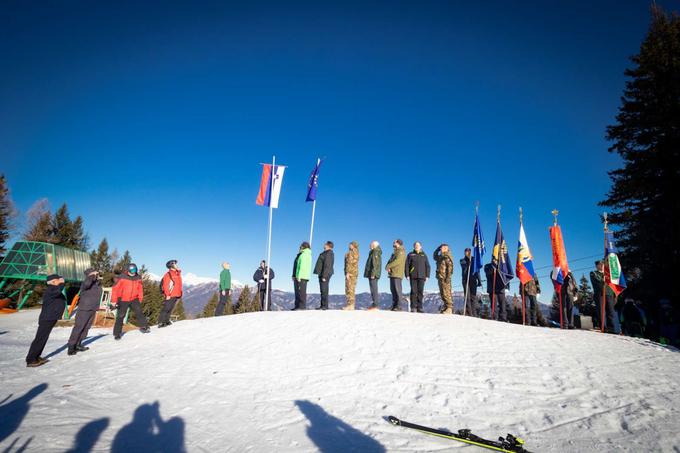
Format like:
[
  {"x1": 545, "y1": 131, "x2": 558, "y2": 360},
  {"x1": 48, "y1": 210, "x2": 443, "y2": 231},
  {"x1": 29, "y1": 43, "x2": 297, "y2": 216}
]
[
  {"x1": 472, "y1": 213, "x2": 485, "y2": 275},
  {"x1": 305, "y1": 159, "x2": 323, "y2": 202},
  {"x1": 492, "y1": 220, "x2": 514, "y2": 285}
]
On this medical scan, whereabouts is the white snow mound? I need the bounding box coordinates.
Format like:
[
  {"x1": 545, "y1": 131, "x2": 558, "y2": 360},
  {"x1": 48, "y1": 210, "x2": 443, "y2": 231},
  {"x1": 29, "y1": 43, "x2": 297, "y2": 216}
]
[{"x1": 1, "y1": 310, "x2": 679, "y2": 452}]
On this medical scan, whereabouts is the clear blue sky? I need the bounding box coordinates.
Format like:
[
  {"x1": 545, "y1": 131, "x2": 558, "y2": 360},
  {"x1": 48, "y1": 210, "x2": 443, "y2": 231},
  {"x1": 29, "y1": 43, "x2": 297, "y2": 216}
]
[{"x1": 2, "y1": 1, "x2": 670, "y2": 297}]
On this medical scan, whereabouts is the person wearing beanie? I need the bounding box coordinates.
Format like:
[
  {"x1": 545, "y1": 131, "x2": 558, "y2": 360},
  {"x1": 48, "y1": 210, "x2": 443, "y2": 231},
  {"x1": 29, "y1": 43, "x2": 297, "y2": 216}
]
[
  {"x1": 26, "y1": 274, "x2": 66, "y2": 367},
  {"x1": 313, "y1": 241, "x2": 335, "y2": 310},
  {"x1": 363, "y1": 241, "x2": 382, "y2": 311},
  {"x1": 67, "y1": 268, "x2": 103, "y2": 356},
  {"x1": 158, "y1": 259, "x2": 182, "y2": 327},
  {"x1": 253, "y1": 260, "x2": 275, "y2": 311},
  {"x1": 112, "y1": 263, "x2": 150, "y2": 339},
  {"x1": 292, "y1": 242, "x2": 312, "y2": 310}
]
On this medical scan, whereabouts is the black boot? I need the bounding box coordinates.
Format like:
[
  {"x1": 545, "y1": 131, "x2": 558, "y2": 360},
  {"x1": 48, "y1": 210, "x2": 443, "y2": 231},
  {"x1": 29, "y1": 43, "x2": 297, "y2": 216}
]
[
  {"x1": 76, "y1": 344, "x2": 89, "y2": 352},
  {"x1": 67, "y1": 345, "x2": 77, "y2": 356}
]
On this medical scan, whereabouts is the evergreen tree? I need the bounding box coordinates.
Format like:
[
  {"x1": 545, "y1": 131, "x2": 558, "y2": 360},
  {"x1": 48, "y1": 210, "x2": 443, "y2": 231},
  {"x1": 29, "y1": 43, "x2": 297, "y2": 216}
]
[
  {"x1": 174, "y1": 299, "x2": 187, "y2": 320},
  {"x1": 201, "y1": 292, "x2": 219, "y2": 318},
  {"x1": 577, "y1": 274, "x2": 595, "y2": 316},
  {"x1": 52, "y1": 204, "x2": 88, "y2": 250},
  {"x1": 0, "y1": 175, "x2": 17, "y2": 259},
  {"x1": 23, "y1": 199, "x2": 54, "y2": 243},
  {"x1": 550, "y1": 291, "x2": 561, "y2": 323},
  {"x1": 115, "y1": 250, "x2": 133, "y2": 273},
  {"x1": 236, "y1": 285, "x2": 257, "y2": 313},
  {"x1": 599, "y1": 6, "x2": 680, "y2": 307}
]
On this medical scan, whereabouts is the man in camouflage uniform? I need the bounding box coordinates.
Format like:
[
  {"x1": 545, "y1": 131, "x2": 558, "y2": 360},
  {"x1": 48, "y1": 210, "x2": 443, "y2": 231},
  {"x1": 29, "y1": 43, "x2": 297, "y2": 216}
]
[
  {"x1": 343, "y1": 241, "x2": 359, "y2": 310},
  {"x1": 522, "y1": 274, "x2": 541, "y2": 326},
  {"x1": 433, "y1": 244, "x2": 454, "y2": 314}
]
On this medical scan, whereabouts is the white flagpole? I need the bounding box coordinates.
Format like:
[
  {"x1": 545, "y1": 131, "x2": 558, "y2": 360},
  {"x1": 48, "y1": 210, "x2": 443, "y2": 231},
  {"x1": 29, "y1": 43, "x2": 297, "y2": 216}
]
[
  {"x1": 308, "y1": 158, "x2": 320, "y2": 247},
  {"x1": 264, "y1": 155, "x2": 275, "y2": 312}
]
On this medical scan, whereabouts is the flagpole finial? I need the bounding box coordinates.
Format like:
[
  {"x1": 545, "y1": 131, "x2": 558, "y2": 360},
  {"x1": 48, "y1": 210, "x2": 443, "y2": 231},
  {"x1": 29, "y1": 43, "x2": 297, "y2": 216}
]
[
  {"x1": 603, "y1": 212, "x2": 608, "y2": 231},
  {"x1": 551, "y1": 209, "x2": 559, "y2": 226},
  {"x1": 497, "y1": 204, "x2": 501, "y2": 221},
  {"x1": 519, "y1": 207, "x2": 523, "y2": 224},
  {"x1": 474, "y1": 200, "x2": 479, "y2": 214}
]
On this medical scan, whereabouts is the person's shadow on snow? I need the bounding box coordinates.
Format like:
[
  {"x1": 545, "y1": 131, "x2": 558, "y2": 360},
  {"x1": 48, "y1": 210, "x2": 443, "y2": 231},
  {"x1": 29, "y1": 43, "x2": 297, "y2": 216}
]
[
  {"x1": 66, "y1": 417, "x2": 109, "y2": 453},
  {"x1": 295, "y1": 400, "x2": 385, "y2": 453},
  {"x1": 111, "y1": 401, "x2": 186, "y2": 453},
  {"x1": 0, "y1": 383, "x2": 47, "y2": 444}
]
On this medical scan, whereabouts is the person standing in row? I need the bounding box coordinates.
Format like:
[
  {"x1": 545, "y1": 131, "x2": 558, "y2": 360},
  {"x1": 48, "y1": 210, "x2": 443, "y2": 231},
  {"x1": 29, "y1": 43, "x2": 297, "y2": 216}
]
[
  {"x1": 158, "y1": 260, "x2": 182, "y2": 328},
  {"x1": 433, "y1": 244, "x2": 454, "y2": 314},
  {"x1": 590, "y1": 260, "x2": 621, "y2": 334},
  {"x1": 561, "y1": 271, "x2": 577, "y2": 329},
  {"x1": 522, "y1": 274, "x2": 541, "y2": 326},
  {"x1": 26, "y1": 274, "x2": 66, "y2": 367},
  {"x1": 292, "y1": 242, "x2": 312, "y2": 310},
  {"x1": 343, "y1": 241, "x2": 359, "y2": 310},
  {"x1": 112, "y1": 263, "x2": 150, "y2": 340},
  {"x1": 67, "y1": 268, "x2": 103, "y2": 355},
  {"x1": 406, "y1": 242, "x2": 431, "y2": 313},
  {"x1": 484, "y1": 261, "x2": 509, "y2": 321},
  {"x1": 385, "y1": 239, "x2": 406, "y2": 311},
  {"x1": 253, "y1": 260, "x2": 275, "y2": 311},
  {"x1": 215, "y1": 262, "x2": 232, "y2": 316},
  {"x1": 460, "y1": 248, "x2": 481, "y2": 317},
  {"x1": 364, "y1": 241, "x2": 382, "y2": 311},
  {"x1": 314, "y1": 241, "x2": 335, "y2": 310}
]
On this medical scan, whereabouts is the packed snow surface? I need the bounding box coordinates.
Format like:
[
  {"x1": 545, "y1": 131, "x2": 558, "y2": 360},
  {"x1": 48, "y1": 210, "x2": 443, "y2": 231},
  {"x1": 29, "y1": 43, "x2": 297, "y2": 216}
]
[{"x1": 1, "y1": 309, "x2": 679, "y2": 452}]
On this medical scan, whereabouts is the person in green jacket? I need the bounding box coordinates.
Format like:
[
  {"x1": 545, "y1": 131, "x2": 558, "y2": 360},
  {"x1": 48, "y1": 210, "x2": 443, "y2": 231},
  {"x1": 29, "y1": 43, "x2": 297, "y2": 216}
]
[
  {"x1": 364, "y1": 241, "x2": 382, "y2": 311},
  {"x1": 215, "y1": 262, "x2": 232, "y2": 316},
  {"x1": 385, "y1": 239, "x2": 407, "y2": 311},
  {"x1": 292, "y1": 242, "x2": 312, "y2": 310}
]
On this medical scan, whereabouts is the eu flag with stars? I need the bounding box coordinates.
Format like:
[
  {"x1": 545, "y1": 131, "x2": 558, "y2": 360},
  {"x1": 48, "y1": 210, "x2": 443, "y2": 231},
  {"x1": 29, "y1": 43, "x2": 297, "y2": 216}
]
[
  {"x1": 472, "y1": 213, "x2": 485, "y2": 275},
  {"x1": 305, "y1": 159, "x2": 323, "y2": 202}
]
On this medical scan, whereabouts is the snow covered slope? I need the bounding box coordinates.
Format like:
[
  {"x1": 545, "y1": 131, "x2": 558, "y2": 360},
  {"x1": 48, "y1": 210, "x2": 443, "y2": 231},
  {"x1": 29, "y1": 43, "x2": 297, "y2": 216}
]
[{"x1": 1, "y1": 310, "x2": 679, "y2": 452}]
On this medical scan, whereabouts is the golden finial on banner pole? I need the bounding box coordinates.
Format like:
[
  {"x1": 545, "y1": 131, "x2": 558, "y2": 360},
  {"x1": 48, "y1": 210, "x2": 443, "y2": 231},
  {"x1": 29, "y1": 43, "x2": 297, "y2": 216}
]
[
  {"x1": 551, "y1": 209, "x2": 559, "y2": 226},
  {"x1": 603, "y1": 212, "x2": 609, "y2": 232}
]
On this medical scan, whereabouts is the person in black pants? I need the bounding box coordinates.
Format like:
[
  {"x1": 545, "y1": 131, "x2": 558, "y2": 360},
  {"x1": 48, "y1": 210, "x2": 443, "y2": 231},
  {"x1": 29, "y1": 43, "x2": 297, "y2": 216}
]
[
  {"x1": 405, "y1": 242, "x2": 431, "y2": 313},
  {"x1": 313, "y1": 241, "x2": 335, "y2": 310},
  {"x1": 561, "y1": 272, "x2": 577, "y2": 329},
  {"x1": 484, "y1": 262, "x2": 509, "y2": 321},
  {"x1": 112, "y1": 263, "x2": 150, "y2": 340},
  {"x1": 26, "y1": 274, "x2": 66, "y2": 367},
  {"x1": 253, "y1": 260, "x2": 276, "y2": 311},
  {"x1": 292, "y1": 242, "x2": 312, "y2": 310},
  {"x1": 67, "y1": 268, "x2": 103, "y2": 355},
  {"x1": 460, "y1": 248, "x2": 481, "y2": 317}
]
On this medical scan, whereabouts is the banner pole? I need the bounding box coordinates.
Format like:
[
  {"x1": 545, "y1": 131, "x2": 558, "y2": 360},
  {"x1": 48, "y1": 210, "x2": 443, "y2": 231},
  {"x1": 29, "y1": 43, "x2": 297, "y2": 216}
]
[
  {"x1": 264, "y1": 155, "x2": 275, "y2": 312},
  {"x1": 601, "y1": 213, "x2": 608, "y2": 333}
]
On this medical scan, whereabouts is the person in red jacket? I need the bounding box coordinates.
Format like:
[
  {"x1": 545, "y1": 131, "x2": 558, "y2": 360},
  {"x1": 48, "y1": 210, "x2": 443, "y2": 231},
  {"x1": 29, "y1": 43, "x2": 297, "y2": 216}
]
[
  {"x1": 158, "y1": 259, "x2": 183, "y2": 328},
  {"x1": 112, "y1": 263, "x2": 150, "y2": 340}
]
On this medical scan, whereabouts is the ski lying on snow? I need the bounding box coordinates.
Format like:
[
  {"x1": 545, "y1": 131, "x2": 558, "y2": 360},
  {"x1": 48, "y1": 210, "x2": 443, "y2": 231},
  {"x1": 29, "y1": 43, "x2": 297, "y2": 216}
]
[{"x1": 387, "y1": 416, "x2": 533, "y2": 453}]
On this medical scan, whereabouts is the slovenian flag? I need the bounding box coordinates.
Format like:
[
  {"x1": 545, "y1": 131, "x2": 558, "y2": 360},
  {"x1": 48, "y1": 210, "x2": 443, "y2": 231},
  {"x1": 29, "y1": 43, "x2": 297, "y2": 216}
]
[
  {"x1": 604, "y1": 231, "x2": 627, "y2": 296},
  {"x1": 492, "y1": 220, "x2": 514, "y2": 285},
  {"x1": 256, "y1": 164, "x2": 286, "y2": 208},
  {"x1": 549, "y1": 225, "x2": 569, "y2": 290},
  {"x1": 305, "y1": 159, "x2": 323, "y2": 202},
  {"x1": 471, "y1": 213, "x2": 485, "y2": 275},
  {"x1": 516, "y1": 223, "x2": 536, "y2": 284}
]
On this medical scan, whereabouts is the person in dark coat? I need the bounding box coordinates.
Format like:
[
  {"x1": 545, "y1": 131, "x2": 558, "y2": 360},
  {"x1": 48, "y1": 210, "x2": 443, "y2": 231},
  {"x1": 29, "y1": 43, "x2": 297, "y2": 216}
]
[
  {"x1": 484, "y1": 262, "x2": 509, "y2": 321},
  {"x1": 67, "y1": 268, "x2": 103, "y2": 355},
  {"x1": 253, "y1": 260, "x2": 275, "y2": 311},
  {"x1": 363, "y1": 241, "x2": 382, "y2": 310},
  {"x1": 313, "y1": 241, "x2": 335, "y2": 310},
  {"x1": 560, "y1": 272, "x2": 577, "y2": 329},
  {"x1": 26, "y1": 274, "x2": 66, "y2": 367},
  {"x1": 405, "y1": 242, "x2": 431, "y2": 313},
  {"x1": 590, "y1": 260, "x2": 621, "y2": 334},
  {"x1": 460, "y1": 248, "x2": 481, "y2": 317}
]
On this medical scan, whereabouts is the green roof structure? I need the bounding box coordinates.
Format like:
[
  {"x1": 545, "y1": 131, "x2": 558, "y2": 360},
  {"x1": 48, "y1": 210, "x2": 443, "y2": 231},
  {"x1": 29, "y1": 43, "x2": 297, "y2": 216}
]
[{"x1": 0, "y1": 241, "x2": 90, "y2": 310}]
